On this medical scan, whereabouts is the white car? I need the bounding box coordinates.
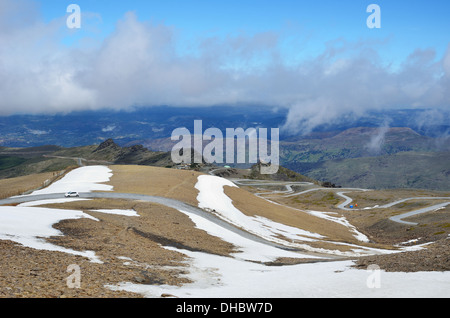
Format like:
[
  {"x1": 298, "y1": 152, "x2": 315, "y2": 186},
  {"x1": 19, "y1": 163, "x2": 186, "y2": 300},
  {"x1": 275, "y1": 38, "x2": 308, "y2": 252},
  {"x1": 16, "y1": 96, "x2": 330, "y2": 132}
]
[{"x1": 65, "y1": 191, "x2": 80, "y2": 198}]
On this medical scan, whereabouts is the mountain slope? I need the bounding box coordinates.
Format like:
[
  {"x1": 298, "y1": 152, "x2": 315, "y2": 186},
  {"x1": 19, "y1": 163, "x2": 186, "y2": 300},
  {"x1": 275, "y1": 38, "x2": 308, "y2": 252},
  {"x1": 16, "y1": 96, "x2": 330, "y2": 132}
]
[
  {"x1": 280, "y1": 127, "x2": 450, "y2": 190},
  {"x1": 52, "y1": 138, "x2": 174, "y2": 167},
  {"x1": 0, "y1": 140, "x2": 175, "y2": 180},
  {"x1": 280, "y1": 127, "x2": 449, "y2": 163},
  {"x1": 286, "y1": 151, "x2": 450, "y2": 190}
]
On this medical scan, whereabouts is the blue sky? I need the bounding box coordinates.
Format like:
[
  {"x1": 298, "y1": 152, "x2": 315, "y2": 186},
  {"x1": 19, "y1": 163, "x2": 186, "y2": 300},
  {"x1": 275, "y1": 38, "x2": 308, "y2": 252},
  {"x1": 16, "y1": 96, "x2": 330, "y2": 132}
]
[{"x1": 38, "y1": 0, "x2": 450, "y2": 66}]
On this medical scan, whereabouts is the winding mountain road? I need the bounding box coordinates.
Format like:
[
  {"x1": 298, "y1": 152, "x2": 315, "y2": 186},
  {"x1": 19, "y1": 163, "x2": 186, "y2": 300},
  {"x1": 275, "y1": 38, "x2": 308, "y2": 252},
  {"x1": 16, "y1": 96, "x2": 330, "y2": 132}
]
[
  {"x1": 0, "y1": 191, "x2": 331, "y2": 258},
  {"x1": 214, "y1": 172, "x2": 450, "y2": 226},
  {"x1": 43, "y1": 155, "x2": 114, "y2": 167},
  {"x1": 2, "y1": 167, "x2": 448, "y2": 259}
]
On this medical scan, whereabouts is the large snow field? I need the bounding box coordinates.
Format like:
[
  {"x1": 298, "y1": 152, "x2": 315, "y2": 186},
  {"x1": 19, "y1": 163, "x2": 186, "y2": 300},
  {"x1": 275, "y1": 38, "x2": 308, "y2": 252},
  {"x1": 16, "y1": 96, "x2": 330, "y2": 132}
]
[
  {"x1": 31, "y1": 165, "x2": 113, "y2": 195},
  {"x1": 109, "y1": 248, "x2": 450, "y2": 298}
]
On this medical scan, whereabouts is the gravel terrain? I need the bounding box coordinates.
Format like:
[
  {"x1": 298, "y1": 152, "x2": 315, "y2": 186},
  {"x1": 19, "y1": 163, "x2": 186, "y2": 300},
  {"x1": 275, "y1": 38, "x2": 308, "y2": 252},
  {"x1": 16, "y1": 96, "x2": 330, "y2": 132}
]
[
  {"x1": 354, "y1": 238, "x2": 450, "y2": 272},
  {"x1": 0, "y1": 165, "x2": 448, "y2": 298},
  {"x1": 0, "y1": 199, "x2": 236, "y2": 298}
]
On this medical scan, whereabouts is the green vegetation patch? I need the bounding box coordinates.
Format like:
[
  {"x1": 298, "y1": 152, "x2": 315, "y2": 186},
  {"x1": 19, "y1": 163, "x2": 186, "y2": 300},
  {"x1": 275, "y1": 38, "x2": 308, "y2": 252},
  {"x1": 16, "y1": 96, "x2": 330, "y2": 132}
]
[{"x1": 0, "y1": 156, "x2": 27, "y2": 171}]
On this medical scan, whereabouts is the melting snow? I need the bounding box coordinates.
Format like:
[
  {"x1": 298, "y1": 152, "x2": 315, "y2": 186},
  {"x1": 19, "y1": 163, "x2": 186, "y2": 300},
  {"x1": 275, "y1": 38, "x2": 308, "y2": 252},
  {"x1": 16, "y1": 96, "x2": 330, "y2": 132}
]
[
  {"x1": 195, "y1": 175, "x2": 324, "y2": 245},
  {"x1": 31, "y1": 165, "x2": 113, "y2": 195},
  {"x1": 0, "y1": 166, "x2": 116, "y2": 263},
  {"x1": 1, "y1": 168, "x2": 449, "y2": 298},
  {"x1": 0, "y1": 206, "x2": 102, "y2": 263}
]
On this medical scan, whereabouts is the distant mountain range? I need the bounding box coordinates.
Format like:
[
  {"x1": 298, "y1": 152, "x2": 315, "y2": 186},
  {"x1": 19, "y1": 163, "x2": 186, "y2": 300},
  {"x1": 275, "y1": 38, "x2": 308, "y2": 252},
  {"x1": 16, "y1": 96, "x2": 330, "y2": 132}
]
[
  {"x1": 0, "y1": 106, "x2": 449, "y2": 190},
  {"x1": 279, "y1": 127, "x2": 449, "y2": 190},
  {"x1": 0, "y1": 139, "x2": 172, "y2": 180},
  {"x1": 1, "y1": 106, "x2": 449, "y2": 148},
  {"x1": 0, "y1": 106, "x2": 287, "y2": 148},
  {"x1": 139, "y1": 125, "x2": 450, "y2": 191}
]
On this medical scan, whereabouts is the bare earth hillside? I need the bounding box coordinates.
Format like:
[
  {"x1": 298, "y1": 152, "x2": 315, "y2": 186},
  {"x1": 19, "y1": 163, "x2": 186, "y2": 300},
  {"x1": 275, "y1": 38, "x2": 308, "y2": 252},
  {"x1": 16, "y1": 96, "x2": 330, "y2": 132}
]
[{"x1": 0, "y1": 165, "x2": 449, "y2": 298}]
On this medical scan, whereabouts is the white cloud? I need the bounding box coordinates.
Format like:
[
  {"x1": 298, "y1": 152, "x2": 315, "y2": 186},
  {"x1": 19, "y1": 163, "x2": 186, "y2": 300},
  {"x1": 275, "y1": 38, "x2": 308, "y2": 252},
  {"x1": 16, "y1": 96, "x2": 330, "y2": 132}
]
[
  {"x1": 365, "y1": 123, "x2": 390, "y2": 154},
  {"x1": 0, "y1": 0, "x2": 449, "y2": 135},
  {"x1": 102, "y1": 124, "x2": 116, "y2": 132}
]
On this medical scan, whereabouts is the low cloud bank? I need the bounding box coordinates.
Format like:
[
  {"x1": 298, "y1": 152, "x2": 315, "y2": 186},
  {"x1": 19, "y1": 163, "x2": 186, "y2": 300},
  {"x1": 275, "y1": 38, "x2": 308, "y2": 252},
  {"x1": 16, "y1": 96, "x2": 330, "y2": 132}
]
[{"x1": 1, "y1": 1, "x2": 449, "y2": 135}]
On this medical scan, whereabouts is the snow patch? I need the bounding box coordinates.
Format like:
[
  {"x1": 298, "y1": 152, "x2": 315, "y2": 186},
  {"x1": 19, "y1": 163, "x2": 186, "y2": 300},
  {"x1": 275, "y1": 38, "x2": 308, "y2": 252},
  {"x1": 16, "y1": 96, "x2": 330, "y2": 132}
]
[
  {"x1": 195, "y1": 175, "x2": 324, "y2": 246},
  {"x1": 108, "y1": 248, "x2": 450, "y2": 298},
  {"x1": 31, "y1": 166, "x2": 113, "y2": 195},
  {"x1": 0, "y1": 166, "x2": 116, "y2": 263},
  {"x1": 179, "y1": 209, "x2": 321, "y2": 262},
  {"x1": 307, "y1": 210, "x2": 370, "y2": 242},
  {"x1": 0, "y1": 206, "x2": 102, "y2": 263}
]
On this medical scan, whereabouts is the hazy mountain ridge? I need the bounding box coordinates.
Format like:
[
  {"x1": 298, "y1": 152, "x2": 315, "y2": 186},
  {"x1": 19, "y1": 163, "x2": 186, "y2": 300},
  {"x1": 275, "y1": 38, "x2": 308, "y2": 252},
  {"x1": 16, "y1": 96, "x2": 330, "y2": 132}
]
[
  {"x1": 281, "y1": 126, "x2": 449, "y2": 163},
  {"x1": 0, "y1": 139, "x2": 174, "y2": 179},
  {"x1": 0, "y1": 107, "x2": 449, "y2": 190},
  {"x1": 286, "y1": 151, "x2": 450, "y2": 191},
  {"x1": 0, "y1": 107, "x2": 448, "y2": 148},
  {"x1": 279, "y1": 127, "x2": 449, "y2": 190}
]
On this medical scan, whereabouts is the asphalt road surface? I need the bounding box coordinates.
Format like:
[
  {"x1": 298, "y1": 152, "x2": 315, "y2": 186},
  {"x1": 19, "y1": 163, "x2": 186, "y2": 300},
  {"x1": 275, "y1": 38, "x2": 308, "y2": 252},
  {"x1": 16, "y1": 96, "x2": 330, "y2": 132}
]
[
  {"x1": 230, "y1": 177, "x2": 450, "y2": 226},
  {"x1": 0, "y1": 192, "x2": 331, "y2": 258}
]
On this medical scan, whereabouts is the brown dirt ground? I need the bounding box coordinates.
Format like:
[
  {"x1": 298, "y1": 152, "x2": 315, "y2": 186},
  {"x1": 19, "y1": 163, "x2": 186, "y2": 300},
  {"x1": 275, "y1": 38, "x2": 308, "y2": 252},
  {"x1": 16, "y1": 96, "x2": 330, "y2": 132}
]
[
  {"x1": 354, "y1": 238, "x2": 450, "y2": 272},
  {"x1": 254, "y1": 185, "x2": 450, "y2": 273},
  {"x1": 0, "y1": 198, "x2": 237, "y2": 298},
  {"x1": 223, "y1": 186, "x2": 386, "y2": 250},
  {"x1": 44, "y1": 198, "x2": 236, "y2": 258},
  {"x1": 0, "y1": 165, "x2": 449, "y2": 297},
  {"x1": 0, "y1": 240, "x2": 140, "y2": 298},
  {"x1": 260, "y1": 188, "x2": 450, "y2": 244},
  {"x1": 259, "y1": 189, "x2": 345, "y2": 212},
  {"x1": 61, "y1": 165, "x2": 450, "y2": 258},
  {"x1": 110, "y1": 166, "x2": 387, "y2": 252},
  {"x1": 0, "y1": 172, "x2": 56, "y2": 199},
  {"x1": 342, "y1": 189, "x2": 450, "y2": 209},
  {"x1": 360, "y1": 206, "x2": 450, "y2": 245},
  {"x1": 109, "y1": 165, "x2": 202, "y2": 206}
]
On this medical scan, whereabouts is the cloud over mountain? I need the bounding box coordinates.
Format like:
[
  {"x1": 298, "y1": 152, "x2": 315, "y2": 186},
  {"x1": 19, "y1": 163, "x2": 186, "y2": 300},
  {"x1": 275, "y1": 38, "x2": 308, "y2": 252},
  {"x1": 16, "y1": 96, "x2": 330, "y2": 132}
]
[{"x1": 0, "y1": 0, "x2": 449, "y2": 134}]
